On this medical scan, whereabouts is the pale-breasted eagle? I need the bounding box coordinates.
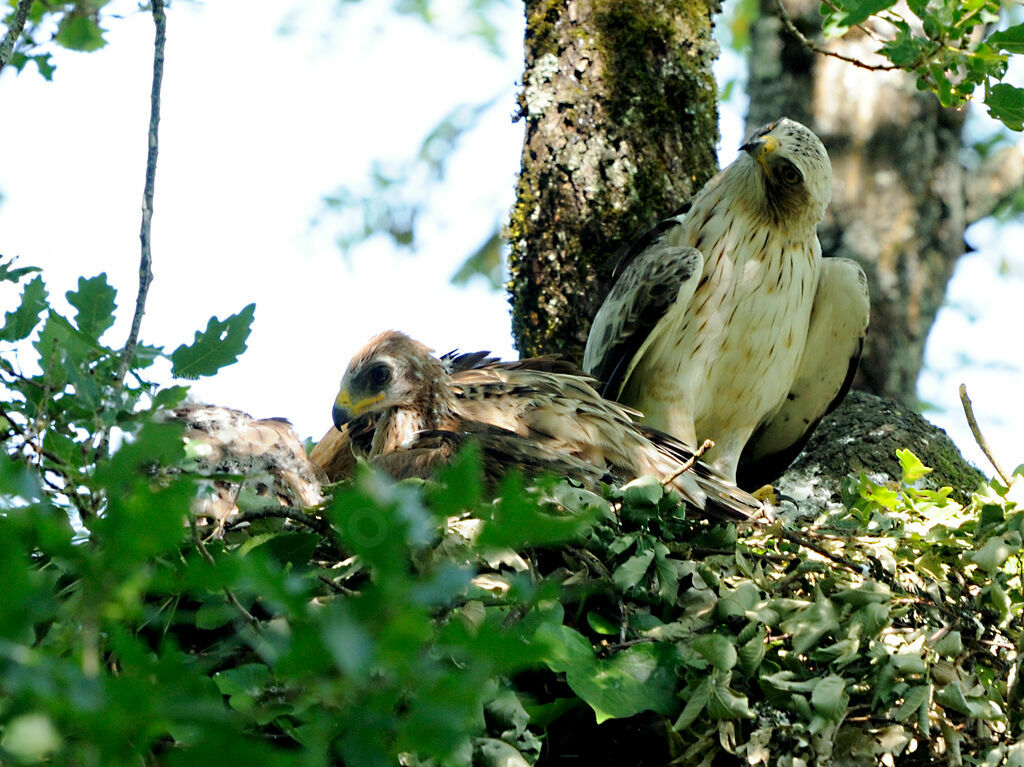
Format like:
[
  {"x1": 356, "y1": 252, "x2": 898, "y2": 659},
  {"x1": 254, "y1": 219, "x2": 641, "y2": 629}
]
[
  {"x1": 583, "y1": 118, "x2": 870, "y2": 489},
  {"x1": 323, "y1": 330, "x2": 762, "y2": 521}
]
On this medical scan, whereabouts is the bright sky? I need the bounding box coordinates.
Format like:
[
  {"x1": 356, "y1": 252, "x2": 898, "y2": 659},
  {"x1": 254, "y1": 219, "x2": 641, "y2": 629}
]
[{"x1": 1, "y1": 1, "x2": 1020, "y2": 475}]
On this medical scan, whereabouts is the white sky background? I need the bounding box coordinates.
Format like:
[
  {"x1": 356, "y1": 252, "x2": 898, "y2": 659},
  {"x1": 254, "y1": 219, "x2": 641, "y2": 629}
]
[{"x1": 0, "y1": 0, "x2": 1021, "y2": 475}]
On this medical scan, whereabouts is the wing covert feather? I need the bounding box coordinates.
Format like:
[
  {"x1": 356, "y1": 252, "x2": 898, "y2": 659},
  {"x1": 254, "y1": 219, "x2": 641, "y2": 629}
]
[{"x1": 583, "y1": 218, "x2": 703, "y2": 398}]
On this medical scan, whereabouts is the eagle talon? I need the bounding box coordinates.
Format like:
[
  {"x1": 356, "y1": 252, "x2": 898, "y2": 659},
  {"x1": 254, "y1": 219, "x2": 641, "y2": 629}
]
[{"x1": 752, "y1": 484, "x2": 778, "y2": 505}]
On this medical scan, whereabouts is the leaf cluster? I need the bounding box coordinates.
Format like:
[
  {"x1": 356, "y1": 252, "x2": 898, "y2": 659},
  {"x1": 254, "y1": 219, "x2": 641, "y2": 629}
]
[
  {"x1": 2, "y1": 0, "x2": 115, "y2": 79},
  {"x1": 2, "y1": 262, "x2": 1022, "y2": 766},
  {"x1": 819, "y1": 0, "x2": 1024, "y2": 130},
  {"x1": 0, "y1": 257, "x2": 255, "y2": 523}
]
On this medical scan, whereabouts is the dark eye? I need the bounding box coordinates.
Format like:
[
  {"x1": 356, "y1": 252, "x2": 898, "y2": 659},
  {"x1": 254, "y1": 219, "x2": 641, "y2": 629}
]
[
  {"x1": 367, "y1": 363, "x2": 391, "y2": 388},
  {"x1": 779, "y1": 161, "x2": 802, "y2": 186}
]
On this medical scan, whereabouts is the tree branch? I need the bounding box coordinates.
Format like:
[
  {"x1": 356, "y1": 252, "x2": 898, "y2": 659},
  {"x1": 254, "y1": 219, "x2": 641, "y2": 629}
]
[
  {"x1": 117, "y1": 0, "x2": 166, "y2": 382},
  {"x1": 0, "y1": 0, "x2": 33, "y2": 76},
  {"x1": 958, "y1": 384, "x2": 1013, "y2": 487},
  {"x1": 191, "y1": 520, "x2": 260, "y2": 628},
  {"x1": 226, "y1": 506, "x2": 335, "y2": 539},
  {"x1": 774, "y1": 0, "x2": 900, "y2": 72}
]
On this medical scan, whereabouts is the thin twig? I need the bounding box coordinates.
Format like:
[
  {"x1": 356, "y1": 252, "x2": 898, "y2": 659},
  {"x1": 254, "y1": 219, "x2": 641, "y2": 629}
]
[
  {"x1": 774, "y1": 0, "x2": 900, "y2": 72},
  {"x1": 0, "y1": 402, "x2": 66, "y2": 467},
  {"x1": 959, "y1": 384, "x2": 1013, "y2": 487},
  {"x1": 600, "y1": 636, "x2": 655, "y2": 653},
  {"x1": 662, "y1": 439, "x2": 714, "y2": 488},
  {"x1": 190, "y1": 520, "x2": 260, "y2": 628},
  {"x1": 0, "y1": 0, "x2": 33, "y2": 76},
  {"x1": 779, "y1": 528, "x2": 865, "y2": 572},
  {"x1": 116, "y1": 0, "x2": 166, "y2": 382},
  {"x1": 225, "y1": 506, "x2": 334, "y2": 538},
  {"x1": 317, "y1": 574, "x2": 358, "y2": 597}
]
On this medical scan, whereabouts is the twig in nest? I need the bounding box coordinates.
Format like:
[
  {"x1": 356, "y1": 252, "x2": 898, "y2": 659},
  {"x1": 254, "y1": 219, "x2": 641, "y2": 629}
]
[
  {"x1": 190, "y1": 519, "x2": 260, "y2": 628},
  {"x1": 226, "y1": 506, "x2": 334, "y2": 538},
  {"x1": 959, "y1": 384, "x2": 1013, "y2": 487},
  {"x1": 662, "y1": 439, "x2": 714, "y2": 488},
  {"x1": 317, "y1": 574, "x2": 357, "y2": 596},
  {"x1": 779, "y1": 528, "x2": 865, "y2": 573},
  {"x1": 600, "y1": 636, "x2": 655, "y2": 654}
]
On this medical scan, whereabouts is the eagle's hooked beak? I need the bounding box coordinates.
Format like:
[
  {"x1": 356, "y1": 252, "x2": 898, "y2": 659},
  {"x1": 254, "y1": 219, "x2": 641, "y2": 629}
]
[
  {"x1": 332, "y1": 388, "x2": 384, "y2": 430},
  {"x1": 332, "y1": 395, "x2": 351, "y2": 431},
  {"x1": 740, "y1": 134, "x2": 779, "y2": 176}
]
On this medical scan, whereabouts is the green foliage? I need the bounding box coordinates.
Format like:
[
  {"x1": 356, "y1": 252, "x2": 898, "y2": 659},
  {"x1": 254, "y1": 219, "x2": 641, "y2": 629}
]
[
  {"x1": 819, "y1": 0, "x2": 1024, "y2": 131},
  {"x1": 54, "y1": 10, "x2": 106, "y2": 52},
  {"x1": 450, "y1": 230, "x2": 504, "y2": 290},
  {"x1": 66, "y1": 274, "x2": 116, "y2": 339},
  {"x1": 0, "y1": 274, "x2": 47, "y2": 342},
  {"x1": 338, "y1": 0, "x2": 507, "y2": 56},
  {"x1": 170, "y1": 303, "x2": 256, "y2": 379},
  {"x1": 0, "y1": 258, "x2": 254, "y2": 523},
  {"x1": 3, "y1": 0, "x2": 112, "y2": 79},
  {"x1": 3, "y1": 260, "x2": 1023, "y2": 764}
]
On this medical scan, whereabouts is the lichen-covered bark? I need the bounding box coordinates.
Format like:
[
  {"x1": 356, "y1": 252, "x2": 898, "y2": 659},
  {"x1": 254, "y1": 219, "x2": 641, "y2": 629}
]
[
  {"x1": 508, "y1": 0, "x2": 721, "y2": 359},
  {"x1": 746, "y1": 0, "x2": 968, "y2": 405},
  {"x1": 775, "y1": 390, "x2": 984, "y2": 513}
]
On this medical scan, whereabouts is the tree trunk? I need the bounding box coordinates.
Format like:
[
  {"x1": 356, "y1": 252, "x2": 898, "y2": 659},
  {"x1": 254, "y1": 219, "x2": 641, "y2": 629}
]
[
  {"x1": 745, "y1": 0, "x2": 969, "y2": 405},
  {"x1": 508, "y1": 0, "x2": 721, "y2": 360}
]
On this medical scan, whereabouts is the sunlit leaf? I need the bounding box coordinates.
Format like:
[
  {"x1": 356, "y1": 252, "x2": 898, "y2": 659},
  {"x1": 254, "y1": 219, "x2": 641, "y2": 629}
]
[
  {"x1": 55, "y1": 13, "x2": 107, "y2": 52},
  {"x1": 170, "y1": 303, "x2": 255, "y2": 378},
  {"x1": 0, "y1": 275, "x2": 47, "y2": 341},
  {"x1": 988, "y1": 23, "x2": 1024, "y2": 54},
  {"x1": 897, "y1": 449, "x2": 932, "y2": 483},
  {"x1": 987, "y1": 83, "x2": 1024, "y2": 131},
  {"x1": 67, "y1": 274, "x2": 117, "y2": 338}
]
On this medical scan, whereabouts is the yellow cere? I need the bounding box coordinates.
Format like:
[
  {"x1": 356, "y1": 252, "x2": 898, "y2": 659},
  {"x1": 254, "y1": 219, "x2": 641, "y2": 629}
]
[{"x1": 335, "y1": 389, "x2": 386, "y2": 416}]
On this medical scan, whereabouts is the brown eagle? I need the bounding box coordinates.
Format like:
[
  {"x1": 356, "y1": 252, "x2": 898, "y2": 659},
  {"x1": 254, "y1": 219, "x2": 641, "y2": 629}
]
[
  {"x1": 583, "y1": 118, "x2": 870, "y2": 489},
  {"x1": 162, "y1": 405, "x2": 326, "y2": 527},
  {"x1": 317, "y1": 330, "x2": 762, "y2": 521}
]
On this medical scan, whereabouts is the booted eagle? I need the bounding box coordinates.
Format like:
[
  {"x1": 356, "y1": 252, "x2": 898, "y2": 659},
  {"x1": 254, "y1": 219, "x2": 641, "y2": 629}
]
[
  {"x1": 322, "y1": 330, "x2": 762, "y2": 521},
  {"x1": 162, "y1": 405, "x2": 326, "y2": 528},
  {"x1": 583, "y1": 118, "x2": 869, "y2": 489}
]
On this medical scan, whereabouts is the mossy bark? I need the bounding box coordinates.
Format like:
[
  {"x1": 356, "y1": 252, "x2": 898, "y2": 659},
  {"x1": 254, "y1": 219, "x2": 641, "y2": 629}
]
[
  {"x1": 746, "y1": 0, "x2": 968, "y2": 406},
  {"x1": 775, "y1": 390, "x2": 984, "y2": 514},
  {"x1": 507, "y1": 0, "x2": 721, "y2": 359}
]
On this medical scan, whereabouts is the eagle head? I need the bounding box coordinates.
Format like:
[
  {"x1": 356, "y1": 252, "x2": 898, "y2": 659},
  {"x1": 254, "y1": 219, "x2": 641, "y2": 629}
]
[
  {"x1": 738, "y1": 117, "x2": 831, "y2": 229},
  {"x1": 332, "y1": 330, "x2": 447, "y2": 430}
]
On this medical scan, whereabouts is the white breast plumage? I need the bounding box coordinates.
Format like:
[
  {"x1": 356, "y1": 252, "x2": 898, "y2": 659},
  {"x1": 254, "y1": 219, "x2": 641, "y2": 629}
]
[{"x1": 583, "y1": 118, "x2": 870, "y2": 487}]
